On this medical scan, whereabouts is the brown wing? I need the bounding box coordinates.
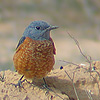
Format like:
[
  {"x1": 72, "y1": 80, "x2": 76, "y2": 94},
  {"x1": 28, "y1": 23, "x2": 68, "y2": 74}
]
[{"x1": 49, "y1": 37, "x2": 56, "y2": 55}]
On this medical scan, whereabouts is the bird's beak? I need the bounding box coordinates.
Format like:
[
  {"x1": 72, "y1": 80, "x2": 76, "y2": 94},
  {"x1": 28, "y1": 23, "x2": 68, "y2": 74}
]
[
  {"x1": 47, "y1": 25, "x2": 59, "y2": 31},
  {"x1": 41, "y1": 25, "x2": 59, "y2": 35}
]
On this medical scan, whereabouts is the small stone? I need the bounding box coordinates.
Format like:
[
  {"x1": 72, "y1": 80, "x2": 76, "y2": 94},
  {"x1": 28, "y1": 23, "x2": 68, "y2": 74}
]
[{"x1": 60, "y1": 66, "x2": 63, "y2": 70}]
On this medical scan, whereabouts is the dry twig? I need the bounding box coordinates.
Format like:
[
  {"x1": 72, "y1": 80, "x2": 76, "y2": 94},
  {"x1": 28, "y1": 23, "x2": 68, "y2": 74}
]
[
  {"x1": 59, "y1": 32, "x2": 100, "y2": 100},
  {"x1": 67, "y1": 32, "x2": 92, "y2": 72},
  {"x1": 60, "y1": 66, "x2": 80, "y2": 100},
  {"x1": 67, "y1": 32, "x2": 100, "y2": 97}
]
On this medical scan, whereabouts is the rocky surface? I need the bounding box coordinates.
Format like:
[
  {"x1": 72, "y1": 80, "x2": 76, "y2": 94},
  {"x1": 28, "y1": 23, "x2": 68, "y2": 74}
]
[{"x1": 0, "y1": 61, "x2": 100, "y2": 100}]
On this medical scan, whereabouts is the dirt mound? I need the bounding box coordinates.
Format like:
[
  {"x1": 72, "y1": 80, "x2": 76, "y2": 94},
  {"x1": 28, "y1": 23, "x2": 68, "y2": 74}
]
[{"x1": 0, "y1": 61, "x2": 100, "y2": 100}]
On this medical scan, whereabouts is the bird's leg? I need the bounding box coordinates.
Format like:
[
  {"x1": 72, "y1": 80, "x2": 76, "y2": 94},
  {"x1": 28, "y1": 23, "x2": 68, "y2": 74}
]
[
  {"x1": 43, "y1": 77, "x2": 48, "y2": 88},
  {"x1": 42, "y1": 77, "x2": 52, "y2": 95},
  {"x1": 12, "y1": 75, "x2": 26, "y2": 89},
  {"x1": 43, "y1": 77, "x2": 51, "y2": 90},
  {"x1": 15, "y1": 75, "x2": 24, "y2": 87}
]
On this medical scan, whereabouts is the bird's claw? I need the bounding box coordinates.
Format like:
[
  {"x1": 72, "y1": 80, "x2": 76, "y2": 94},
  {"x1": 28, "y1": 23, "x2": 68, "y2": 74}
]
[
  {"x1": 14, "y1": 80, "x2": 23, "y2": 87},
  {"x1": 11, "y1": 79, "x2": 26, "y2": 92},
  {"x1": 12, "y1": 79, "x2": 26, "y2": 87}
]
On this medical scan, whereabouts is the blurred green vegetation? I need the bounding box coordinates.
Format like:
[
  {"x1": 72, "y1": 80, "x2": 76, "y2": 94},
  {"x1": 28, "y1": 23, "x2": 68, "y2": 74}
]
[
  {"x1": 0, "y1": 0, "x2": 100, "y2": 39},
  {"x1": 0, "y1": 0, "x2": 100, "y2": 70}
]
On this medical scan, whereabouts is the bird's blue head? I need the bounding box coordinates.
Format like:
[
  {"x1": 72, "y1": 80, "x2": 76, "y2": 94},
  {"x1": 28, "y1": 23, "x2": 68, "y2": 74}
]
[{"x1": 23, "y1": 20, "x2": 58, "y2": 40}]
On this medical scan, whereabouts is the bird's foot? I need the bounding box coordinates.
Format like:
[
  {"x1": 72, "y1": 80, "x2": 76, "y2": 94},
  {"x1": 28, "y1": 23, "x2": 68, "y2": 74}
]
[
  {"x1": 42, "y1": 78, "x2": 52, "y2": 91},
  {"x1": 11, "y1": 79, "x2": 26, "y2": 92},
  {"x1": 43, "y1": 83, "x2": 49, "y2": 89},
  {"x1": 11, "y1": 75, "x2": 26, "y2": 92},
  {"x1": 42, "y1": 83, "x2": 52, "y2": 91},
  {"x1": 13, "y1": 79, "x2": 26, "y2": 88}
]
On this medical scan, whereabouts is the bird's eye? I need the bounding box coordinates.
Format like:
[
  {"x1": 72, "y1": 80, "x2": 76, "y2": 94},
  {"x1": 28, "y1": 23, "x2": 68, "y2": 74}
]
[{"x1": 35, "y1": 26, "x2": 41, "y2": 30}]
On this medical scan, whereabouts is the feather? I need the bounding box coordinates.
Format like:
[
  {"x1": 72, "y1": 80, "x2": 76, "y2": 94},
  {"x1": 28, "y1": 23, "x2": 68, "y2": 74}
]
[{"x1": 16, "y1": 36, "x2": 26, "y2": 49}]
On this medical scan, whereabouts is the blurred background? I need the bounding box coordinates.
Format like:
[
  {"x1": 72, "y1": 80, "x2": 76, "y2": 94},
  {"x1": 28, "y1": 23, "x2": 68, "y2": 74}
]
[{"x1": 0, "y1": 0, "x2": 100, "y2": 71}]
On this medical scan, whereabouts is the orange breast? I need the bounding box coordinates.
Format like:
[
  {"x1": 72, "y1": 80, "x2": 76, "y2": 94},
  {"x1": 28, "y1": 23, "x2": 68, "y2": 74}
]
[{"x1": 13, "y1": 37, "x2": 55, "y2": 79}]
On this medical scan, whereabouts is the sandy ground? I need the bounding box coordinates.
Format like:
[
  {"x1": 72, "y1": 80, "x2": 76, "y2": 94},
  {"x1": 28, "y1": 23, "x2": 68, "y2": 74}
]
[{"x1": 0, "y1": 61, "x2": 100, "y2": 100}]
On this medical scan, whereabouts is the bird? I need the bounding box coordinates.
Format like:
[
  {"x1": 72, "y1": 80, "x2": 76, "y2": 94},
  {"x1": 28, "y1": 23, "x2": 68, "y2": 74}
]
[{"x1": 13, "y1": 20, "x2": 58, "y2": 87}]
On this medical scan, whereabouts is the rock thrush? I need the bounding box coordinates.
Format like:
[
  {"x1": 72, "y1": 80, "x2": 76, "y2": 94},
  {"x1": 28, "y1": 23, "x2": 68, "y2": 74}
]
[{"x1": 13, "y1": 20, "x2": 58, "y2": 87}]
